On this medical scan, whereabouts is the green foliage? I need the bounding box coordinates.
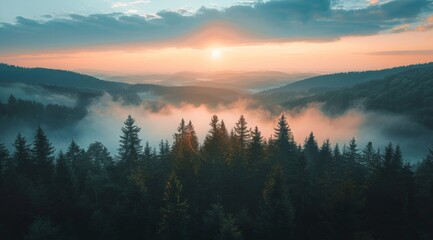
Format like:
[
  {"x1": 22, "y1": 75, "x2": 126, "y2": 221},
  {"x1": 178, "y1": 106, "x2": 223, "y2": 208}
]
[
  {"x1": 1, "y1": 114, "x2": 433, "y2": 240},
  {"x1": 24, "y1": 217, "x2": 59, "y2": 240},
  {"x1": 118, "y1": 115, "x2": 142, "y2": 173},
  {"x1": 32, "y1": 127, "x2": 55, "y2": 185},
  {"x1": 159, "y1": 172, "x2": 189, "y2": 240},
  {"x1": 259, "y1": 164, "x2": 294, "y2": 239},
  {"x1": 204, "y1": 203, "x2": 243, "y2": 240}
]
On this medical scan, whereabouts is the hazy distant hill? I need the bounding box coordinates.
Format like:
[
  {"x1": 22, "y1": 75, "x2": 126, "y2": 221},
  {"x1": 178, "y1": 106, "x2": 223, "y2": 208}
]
[
  {"x1": 0, "y1": 64, "x2": 128, "y2": 92},
  {"x1": 0, "y1": 64, "x2": 244, "y2": 106},
  {"x1": 85, "y1": 70, "x2": 314, "y2": 93},
  {"x1": 260, "y1": 62, "x2": 433, "y2": 95}
]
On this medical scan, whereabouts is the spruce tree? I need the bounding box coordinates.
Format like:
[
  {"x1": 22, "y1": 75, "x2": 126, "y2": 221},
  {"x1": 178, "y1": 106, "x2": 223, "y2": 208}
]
[
  {"x1": 415, "y1": 148, "x2": 433, "y2": 237},
  {"x1": 233, "y1": 115, "x2": 250, "y2": 162},
  {"x1": 344, "y1": 137, "x2": 360, "y2": 163},
  {"x1": 32, "y1": 126, "x2": 55, "y2": 185},
  {"x1": 246, "y1": 126, "x2": 264, "y2": 168},
  {"x1": 259, "y1": 164, "x2": 294, "y2": 239},
  {"x1": 159, "y1": 172, "x2": 189, "y2": 240},
  {"x1": 273, "y1": 114, "x2": 297, "y2": 165},
  {"x1": 66, "y1": 140, "x2": 87, "y2": 192},
  {"x1": 118, "y1": 115, "x2": 142, "y2": 171},
  {"x1": 0, "y1": 143, "x2": 9, "y2": 176},
  {"x1": 86, "y1": 141, "x2": 113, "y2": 173},
  {"x1": 303, "y1": 132, "x2": 319, "y2": 172},
  {"x1": 172, "y1": 119, "x2": 200, "y2": 171},
  {"x1": 13, "y1": 133, "x2": 33, "y2": 178}
]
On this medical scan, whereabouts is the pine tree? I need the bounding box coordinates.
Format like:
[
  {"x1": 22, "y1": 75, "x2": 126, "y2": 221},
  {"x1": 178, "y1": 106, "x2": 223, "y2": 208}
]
[
  {"x1": 273, "y1": 114, "x2": 297, "y2": 165},
  {"x1": 55, "y1": 152, "x2": 77, "y2": 196},
  {"x1": 118, "y1": 115, "x2": 142, "y2": 171},
  {"x1": 172, "y1": 119, "x2": 200, "y2": 171},
  {"x1": 54, "y1": 152, "x2": 77, "y2": 222},
  {"x1": 13, "y1": 133, "x2": 33, "y2": 178},
  {"x1": 0, "y1": 143, "x2": 9, "y2": 176},
  {"x1": 233, "y1": 115, "x2": 250, "y2": 162},
  {"x1": 186, "y1": 121, "x2": 199, "y2": 154},
  {"x1": 366, "y1": 143, "x2": 413, "y2": 239},
  {"x1": 143, "y1": 141, "x2": 152, "y2": 162},
  {"x1": 204, "y1": 203, "x2": 243, "y2": 240},
  {"x1": 246, "y1": 126, "x2": 264, "y2": 168},
  {"x1": 32, "y1": 126, "x2": 55, "y2": 185},
  {"x1": 86, "y1": 141, "x2": 113, "y2": 173},
  {"x1": 415, "y1": 148, "x2": 433, "y2": 237},
  {"x1": 333, "y1": 144, "x2": 342, "y2": 162},
  {"x1": 303, "y1": 132, "x2": 319, "y2": 172},
  {"x1": 66, "y1": 140, "x2": 87, "y2": 191},
  {"x1": 159, "y1": 172, "x2": 189, "y2": 240},
  {"x1": 259, "y1": 164, "x2": 294, "y2": 239},
  {"x1": 344, "y1": 137, "x2": 360, "y2": 163},
  {"x1": 203, "y1": 115, "x2": 227, "y2": 164},
  {"x1": 362, "y1": 142, "x2": 378, "y2": 175}
]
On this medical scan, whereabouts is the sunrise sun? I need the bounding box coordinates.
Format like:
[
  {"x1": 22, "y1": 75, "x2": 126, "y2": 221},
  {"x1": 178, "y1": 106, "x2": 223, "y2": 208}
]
[{"x1": 211, "y1": 48, "x2": 222, "y2": 60}]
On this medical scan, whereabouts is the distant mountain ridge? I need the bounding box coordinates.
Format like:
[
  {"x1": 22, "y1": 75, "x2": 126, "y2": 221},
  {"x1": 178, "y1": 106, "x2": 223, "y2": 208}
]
[
  {"x1": 0, "y1": 64, "x2": 129, "y2": 91},
  {"x1": 260, "y1": 62, "x2": 433, "y2": 95},
  {"x1": 282, "y1": 64, "x2": 433, "y2": 129},
  {"x1": 0, "y1": 64, "x2": 244, "y2": 106}
]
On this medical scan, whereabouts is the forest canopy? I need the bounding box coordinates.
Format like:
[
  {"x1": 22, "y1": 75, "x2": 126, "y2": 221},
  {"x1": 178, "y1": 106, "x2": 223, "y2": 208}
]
[{"x1": 1, "y1": 114, "x2": 433, "y2": 240}]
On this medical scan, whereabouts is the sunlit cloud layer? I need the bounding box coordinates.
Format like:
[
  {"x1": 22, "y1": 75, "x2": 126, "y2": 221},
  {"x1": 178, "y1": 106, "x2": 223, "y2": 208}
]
[{"x1": 0, "y1": 0, "x2": 431, "y2": 54}]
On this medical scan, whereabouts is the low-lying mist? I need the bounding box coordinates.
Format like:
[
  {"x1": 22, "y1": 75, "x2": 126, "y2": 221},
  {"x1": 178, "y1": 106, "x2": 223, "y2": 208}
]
[{"x1": 2, "y1": 90, "x2": 432, "y2": 162}]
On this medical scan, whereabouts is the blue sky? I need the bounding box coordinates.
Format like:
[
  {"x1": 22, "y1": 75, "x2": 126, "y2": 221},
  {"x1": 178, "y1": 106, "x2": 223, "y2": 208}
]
[
  {"x1": 0, "y1": 0, "x2": 238, "y2": 23},
  {"x1": 0, "y1": 0, "x2": 392, "y2": 23},
  {"x1": 0, "y1": 0, "x2": 432, "y2": 73}
]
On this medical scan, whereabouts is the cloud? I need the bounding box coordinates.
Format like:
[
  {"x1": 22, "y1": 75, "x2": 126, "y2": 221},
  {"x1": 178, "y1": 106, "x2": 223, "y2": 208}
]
[
  {"x1": 367, "y1": 49, "x2": 433, "y2": 55},
  {"x1": 1, "y1": 88, "x2": 432, "y2": 162},
  {"x1": 0, "y1": 0, "x2": 432, "y2": 53},
  {"x1": 111, "y1": 0, "x2": 150, "y2": 9},
  {"x1": 389, "y1": 23, "x2": 411, "y2": 32},
  {"x1": 415, "y1": 14, "x2": 433, "y2": 30}
]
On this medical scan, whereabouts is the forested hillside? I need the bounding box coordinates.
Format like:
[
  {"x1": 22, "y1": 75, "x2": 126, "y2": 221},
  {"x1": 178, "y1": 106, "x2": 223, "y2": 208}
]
[
  {"x1": 0, "y1": 64, "x2": 244, "y2": 106},
  {"x1": 1, "y1": 114, "x2": 433, "y2": 240},
  {"x1": 262, "y1": 62, "x2": 433, "y2": 94},
  {"x1": 283, "y1": 66, "x2": 433, "y2": 129}
]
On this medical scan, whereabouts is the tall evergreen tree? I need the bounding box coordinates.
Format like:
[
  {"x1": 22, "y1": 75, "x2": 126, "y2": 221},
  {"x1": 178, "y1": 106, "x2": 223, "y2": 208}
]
[
  {"x1": 333, "y1": 144, "x2": 342, "y2": 162},
  {"x1": 13, "y1": 133, "x2": 33, "y2": 178},
  {"x1": 259, "y1": 164, "x2": 294, "y2": 239},
  {"x1": 366, "y1": 143, "x2": 414, "y2": 239},
  {"x1": 272, "y1": 114, "x2": 297, "y2": 165},
  {"x1": 344, "y1": 137, "x2": 360, "y2": 163},
  {"x1": 0, "y1": 143, "x2": 9, "y2": 176},
  {"x1": 159, "y1": 172, "x2": 189, "y2": 240},
  {"x1": 203, "y1": 115, "x2": 227, "y2": 164},
  {"x1": 233, "y1": 115, "x2": 250, "y2": 162},
  {"x1": 118, "y1": 115, "x2": 142, "y2": 171},
  {"x1": 246, "y1": 126, "x2": 264, "y2": 168},
  {"x1": 86, "y1": 141, "x2": 113, "y2": 173},
  {"x1": 66, "y1": 140, "x2": 87, "y2": 192},
  {"x1": 172, "y1": 119, "x2": 200, "y2": 171},
  {"x1": 53, "y1": 152, "x2": 77, "y2": 223},
  {"x1": 415, "y1": 148, "x2": 433, "y2": 238},
  {"x1": 303, "y1": 132, "x2": 319, "y2": 173},
  {"x1": 31, "y1": 126, "x2": 55, "y2": 185},
  {"x1": 204, "y1": 203, "x2": 243, "y2": 240}
]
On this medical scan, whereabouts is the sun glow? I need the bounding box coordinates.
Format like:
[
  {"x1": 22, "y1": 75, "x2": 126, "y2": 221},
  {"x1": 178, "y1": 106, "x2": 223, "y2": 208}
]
[{"x1": 211, "y1": 48, "x2": 222, "y2": 60}]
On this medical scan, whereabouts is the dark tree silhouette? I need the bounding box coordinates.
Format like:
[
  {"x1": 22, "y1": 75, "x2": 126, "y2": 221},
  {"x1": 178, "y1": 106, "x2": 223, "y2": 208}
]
[{"x1": 159, "y1": 172, "x2": 189, "y2": 240}]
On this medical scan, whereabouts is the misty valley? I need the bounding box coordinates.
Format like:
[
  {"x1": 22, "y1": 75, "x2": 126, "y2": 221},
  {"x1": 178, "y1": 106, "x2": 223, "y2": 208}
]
[{"x1": 1, "y1": 62, "x2": 433, "y2": 240}]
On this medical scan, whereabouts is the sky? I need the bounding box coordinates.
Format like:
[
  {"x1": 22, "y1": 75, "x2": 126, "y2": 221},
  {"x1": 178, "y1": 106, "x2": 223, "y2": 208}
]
[{"x1": 0, "y1": 0, "x2": 433, "y2": 74}]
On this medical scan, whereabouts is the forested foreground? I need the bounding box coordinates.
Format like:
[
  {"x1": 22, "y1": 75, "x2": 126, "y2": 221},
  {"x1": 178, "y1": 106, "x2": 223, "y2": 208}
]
[{"x1": 1, "y1": 115, "x2": 433, "y2": 240}]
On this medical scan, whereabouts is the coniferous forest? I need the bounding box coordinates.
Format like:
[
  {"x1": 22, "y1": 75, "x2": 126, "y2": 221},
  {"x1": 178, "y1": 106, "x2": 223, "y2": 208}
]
[{"x1": 1, "y1": 114, "x2": 433, "y2": 240}]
